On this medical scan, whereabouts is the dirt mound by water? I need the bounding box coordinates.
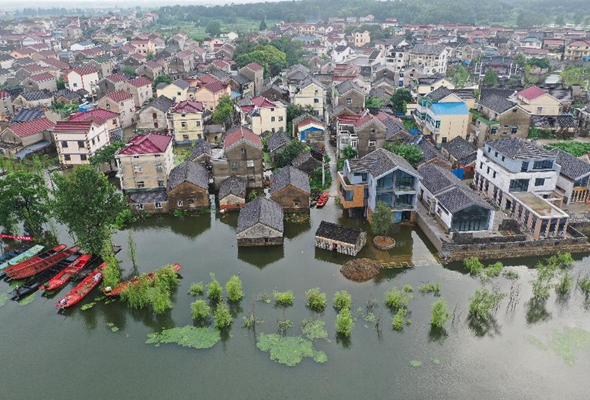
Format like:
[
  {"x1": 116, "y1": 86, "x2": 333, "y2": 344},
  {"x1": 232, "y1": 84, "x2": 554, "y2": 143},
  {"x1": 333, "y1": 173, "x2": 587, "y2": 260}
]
[{"x1": 340, "y1": 258, "x2": 382, "y2": 282}]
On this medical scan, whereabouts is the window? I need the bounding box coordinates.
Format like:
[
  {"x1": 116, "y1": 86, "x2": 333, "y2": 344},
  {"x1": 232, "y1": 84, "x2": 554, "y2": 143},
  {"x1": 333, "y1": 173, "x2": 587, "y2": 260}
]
[
  {"x1": 158, "y1": 181, "x2": 165, "y2": 187},
  {"x1": 368, "y1": 140, "x2": 376, "y2": 147},
  {"x1": 62, "y1": 141, "x2": 68, "y2": 148},
  {"x1": 346, "y1": 98, "x2": 352, "y2": 104},
  {"x1": 278, "y1": 116, "x2": 283, "y2": 122},
  {"x1": 339, "y1": 184, "x2": 353, "y2": 201},
  {"x1": 81, "y1": 155, "x2": 87, "y2": 161},
  {"x1": 196, "y1": 121, "x2": 201, "y2": 127},
  {"x1": 177, "y1": 200, "x2": 184, "y2": 207},
  {"x1": 535, "y1": 178, "x2": 545, "y2": 186},
  {"x1": 183, "y1": 135, "x2": 189, "y2": 141},
  {"x1": 314, "y1": 98, "x2": 320, "y2": 103},
  {"x1": 134, "y1": 166, "x2": 142, "y2": 173},
  {"x1": 64, "y1": 154, "x2": 71, "y2": 161},
  {"x1": 487, "y1": 166, "x2": 490, "y2": 174},
  {"x1": 521, "y1": 162, "x2": 529, "y2": 172},
  {"x1": 495, "y1": 151, "x2": 498, "y2": 157},
  {"x1": 490, "y1": 127, "x2": 498, "y2": 135},
  {"x1": 152, "y1": 113, "x2": 157, "y2": 119},
  {"x1": 247, "y1": 160, "x2": 254, "y2": 168},
  {"x1": 536, "y1": 107, "x2": 542, "y2": 114},
  {"x1": 442, "y1": 137, "x2": 447, "y2": 144},
  {"x1": 509, "y1": 179, "x2": 529, "y2": 193},
  {"x1": 133, "y1": 155, "x2": 139, "y2": 159},
  {"x1": 501, "y1": 156, "x2": 505, "y2": 162},
  {"x1": 137, "y1": 181, "x2": 145, "y2": 188},
  {"x1": 155, "y1": 202, "x2": 162, "y2": 209},
  {"x1": 511, "y1": 126, "x2": 518, "y2": 134},
  {"x1": 479, "y1": 162, "x2": 483, "y2": 169},
  {"x1": 188, "y1": 198, "x2": 195, "y2": 205},
  {"x1": 181, "y1": 122, "x2": 187, "y2": 128},
  {"x1": 231, "y1": 161, "x2": 238, "y2": 169},
  {"x1": 271, "y1": 116, "x2": 275, "y2": 122},
  {"x1": 533, "y1": 160, "x2": 553, "y2": 170},
  {"x1": 78, "y1": 140, "x2": 85, "y2": 148},
  {"x1": 156, "y1": 164, "x2": 163, "y2": 172},
  {"x1": 136, "y1": 203, "x2": 144, "y2": 210}
]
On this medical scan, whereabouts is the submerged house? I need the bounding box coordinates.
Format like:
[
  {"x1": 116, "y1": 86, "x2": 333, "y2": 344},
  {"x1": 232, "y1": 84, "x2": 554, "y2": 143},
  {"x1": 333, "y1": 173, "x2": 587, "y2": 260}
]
[
  {"x1": 269, "y1": 166, "x2": 311, "y2": 213},
  {"x1": 315, "y1": 221, "x2": 367, "y2": 256},
  {"x1": 218, "y1": 176, "x2": 247, "y2": 211},
  {"x1": 236, "y1": 197, "x2": 284, "y2": 247},
  {"x1": 167, "y1": 161, "x2": 210, "y2": 212}
]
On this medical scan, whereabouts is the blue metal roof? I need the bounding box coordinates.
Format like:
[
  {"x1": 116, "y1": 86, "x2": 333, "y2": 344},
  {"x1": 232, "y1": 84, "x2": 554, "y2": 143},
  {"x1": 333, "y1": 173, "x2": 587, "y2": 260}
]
[
  {"x1": 429, "y1": 102, "x2": 469, "y2": 116},
  {"x1": 15, "y1": 140, "x2": 51, "y2": 160}
]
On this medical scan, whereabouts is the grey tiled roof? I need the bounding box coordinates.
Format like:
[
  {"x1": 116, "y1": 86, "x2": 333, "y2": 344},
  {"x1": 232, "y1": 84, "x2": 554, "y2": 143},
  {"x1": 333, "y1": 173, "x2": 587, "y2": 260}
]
[
  {"x1": 410, "y1": 44, "x2": 446, "y2": 55},
  {"x1": 436, "y1": 185, "x2": 493, "y2": 214},
  {"x1": 237, "y1": 197, "x2": 284, "y2": 233},
  {"x1": 128, "y1": 190, "x2": 168, "y2": 203},
  {"x1": 190, "y1": 140, "x2": 211, "y2": 159},
  {"x1": 486, "y1": 138, "x2": 554, "y2": 160},
  {"x1": 442, "y1": 136, "x2": 476, "y2": 160},
  {"x1": 231, "y1": 73, "x2": 251, "y2": 85},
  {"x1": 11, "y1": 107, "x2": 43, "y2": 123},
  {"x1": 218, "y1": 176, "x2": 247, "y2": 200},
  {"x1": 531, "y1": 115, "x2": 577, "y2": 129},
  {"x1": 167, "y1": 161, "x2": 209, "y2": 191},
  {"x1": 291, "y1": 151, "x2": 322, "y2": 170},
  {"x1": 150, "y1": 95, "x2": 174, "y2": 112},
  {"x1": 20, "y1": 90, "x2": 52, "y2": 101},
  {"x1": 335, "y1": 80, "x2": 362, "y2": 95},
  {"x1": 551, "y1": 148, "x2": 590, "y2": 181},
  {"x1": 358, "y1": 148, "x2": 420, "y2": 178},
  {"x1": 418, "y1": 163, "x2": 463, "y2": 195},
  {"x1": 54, "y1": 89, "x2": 81, "y2": 100},
  {"x1": 427, "y1": 86, "x2": 452, "y2": 102},
  {"x1": 292, "y1": 113, "x2": 322, "y2": 126},
  {"x1": 269, "y1": 166, "x2": 311, "y2": 195},
  {"x1": 315, "y1": 221, "x2": 363, "y2": 245},
  {"x1": 267, "y1": 131, "x2": 292, "y2": 153},
  {"x1": 479, "y1": 88, "x2": 517, "y2": 114}
]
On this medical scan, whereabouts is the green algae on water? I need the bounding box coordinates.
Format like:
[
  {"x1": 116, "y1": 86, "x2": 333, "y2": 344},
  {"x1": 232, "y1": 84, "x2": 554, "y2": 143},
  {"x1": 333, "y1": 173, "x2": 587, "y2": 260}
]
[
  {"x1": 256, "y1": 333, "x2": 326, "y2": 367},
  {"x1": 527, "y1": 327, "x2": 590, "y2": 365},
  {"x1": 0, "y1": 292, "x2": 7, "y2": 308},
  {"x1": 81, "y1": 302, "x2": 96, "y2": 311},
  {"x1": 301, "y1": 319, "x2": 328, "y2": 341},
  {"x1": 409, "y1": 360, "x2": 422, "y2": 367},
  {"x1": 18, "y1": 292, "x2": 36, "y2": 306},
  {"x1": 146, "y1": 326, "x2": 221, "y2": 350}
]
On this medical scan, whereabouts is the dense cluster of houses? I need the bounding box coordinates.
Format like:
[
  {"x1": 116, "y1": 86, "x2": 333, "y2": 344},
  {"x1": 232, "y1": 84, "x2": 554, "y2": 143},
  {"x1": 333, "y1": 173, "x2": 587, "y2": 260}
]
[{"x1": 0, "y1": 11, "x2": 589, "y2": 247}]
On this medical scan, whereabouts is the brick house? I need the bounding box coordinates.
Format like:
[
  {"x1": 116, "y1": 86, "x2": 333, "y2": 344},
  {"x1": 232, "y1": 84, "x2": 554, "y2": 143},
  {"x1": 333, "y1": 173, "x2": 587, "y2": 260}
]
[
  {"x1": 167, "y1": 161, "x2": 210, "y2": 212},
  {"x1": 137, "y1": 95, "x2": 174, "y2": 132},
  {"x1": 236, "y1": 197, "x2": 284, "y2": 247},
  {"x1": 123, "y1": 76, "x2": 153, "y2": 108},
  {"x1": 269, "y1": 166, "x2": 311, "y2": 212}
]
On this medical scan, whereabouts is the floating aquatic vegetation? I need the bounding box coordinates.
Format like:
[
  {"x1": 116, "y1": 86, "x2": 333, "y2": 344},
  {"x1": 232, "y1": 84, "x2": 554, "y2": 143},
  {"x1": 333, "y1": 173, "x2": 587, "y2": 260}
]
[
  {"x1": 146, "y1": 326, "x2": 221, "y2": 350},
  {"x1": 431, "y1": 358, "x2": 441, "y2": 364},
  {"x1": 528, "y1": 327, "x2": 590, "y2": 365},
  {"x1": 409, "y1": 360, "x2": 422, "y2": 367},
  {"x1": 9, "y1": 280, "x2": 24, "y2": 288},
  {"x1": 257, "y1": 333, "x2": 326, "y2": 367},
  {"x1": 106, "y1": 323, "x2": 119, "y2": 332},
  {"x1": 104, "y1": 299, "x2": 117, "y2": 305},
  {"x1": 0, "y1": 292, "x2": 7, "y2": 308},
  {"x1": 93, "y1": 296, "x2": 106, "y2": 302},
  {"x1": 301, "y1": 319, "x2": 328, "y2": 341},
  {"x1": 18, "y1": 292, "x2": 36, "y2": 306},
  {"x1": 81, "y1": 302, "x2": 96, "y2": 311},
  {"x1": 364, "y1": 312, "x2": 376, "y2": 323}
]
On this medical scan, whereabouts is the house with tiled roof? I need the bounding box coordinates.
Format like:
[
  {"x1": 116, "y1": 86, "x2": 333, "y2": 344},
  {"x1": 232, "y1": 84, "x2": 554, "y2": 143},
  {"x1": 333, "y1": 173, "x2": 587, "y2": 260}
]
[
  {"x1": 336, "y1": 112, "x2": 388, "y2": 158},
  {"x1": 194, "y1": 81, "x2": 231, "y2": 111},
  {"x1": 115, "y1": 133, "x2": 174, "y2": 193},
  {"x1": 122, "y1": 76, "x2": 153, "y2": 108},
  {"x1": 0, "y1": 117, "x2": 55, "y2": 156},
  {"x1": 269, "y1": 166, "x2": 311, "y2": 212},
  {"x1": 211, "y1": 126, "x2": 264, "y2": 189},
  {"x1": 136, "y1": 60, "x2": 167, "y2": 81},
  {"x1": 293, "y1": 76, "x2": 325, "y2": 116},
  {"x1": 167, "y1": 161, "x2": 210, "y2": 212},
  {"x1": 337, "y1": 148, "x2": 422, "y2": 223},
  {"x1": 97, "y1": 90, "x2": 136, "y2": 128},
  {"x1": 13, "y1": 89, "x2": 53, "y2": 110},
  {"x1": 69, "y1": 108, "x2": 122, "y2": 141},
  {"x1": 240, "y1": 96, "x2": 286, "y2": 135},
  {"x1": 156, "y1": 79, "x2": 190, "y2": 102},
  {"x1": 53, "y1": 120, "x2": 111, "y2": 165},
  {"x1": 96, "y1": 73, "x2": 128, "y2": 97},
  {"x1": 238, "y1": 63, "x2": 264, "y2": 95},
  {"x1": 513, "y1": 86, "x2": 562, "y2": 116},
  {"x1": 137, "y1": 95, "x2": 175, "y2": 132},
  {"x1": 168, "y1": 100, "x2": 205, "y2": 144},
  {"x1": 67, "y1": 65, "x2": 99, "y2": 93},
  {"x1": 564, "y1": 39, "x2": 590, "y2": 61},
  {"x1": 293, "y1": 113, "x2": 325, "y2": 144},
  {"x1": 218, "y1": 176, "x2": 247, "y2": 211},
  {"x1": 551, "y1": 148, "x2": 590, "y2": 204},
  {"x1": 421, "y1": 102, "x2": 469, "y2": 145},
  {"x1": 333, "y1": 80, "x2": 365, "y2": 114},
  {"x1": 237, "y1": 197, "x2": 284, "y2": 247},
  {"x1": 22, "y1": 72, "x2": 57, "y2": 92}
]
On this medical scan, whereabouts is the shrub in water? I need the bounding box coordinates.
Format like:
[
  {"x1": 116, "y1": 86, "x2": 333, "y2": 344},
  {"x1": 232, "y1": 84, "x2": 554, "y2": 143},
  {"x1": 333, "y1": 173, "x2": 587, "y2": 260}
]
[
  {"x1": 464, "y1": 257, "x2": 484, "y2": 275},
  {"x1": 384, "y1": 287, "x2": 411, "y2": 310},
  {"x1": 214, "y1": 301, "x2": 232, "y2": 329},
  {"x1": 392, "y1": 308, "x2": 406, "y2": 331},
  {"x1": 336, "y1": 308, "x2": 354, "y2": 337},
  {"x1": 418, "y1": 282, "x2": 441, "y2": 295},
  {"x1": 430, "y1": 300, "x2": 450, "y2": 328},
  {"x1": 274, "y1": 290, "x2": 294, "y2": 307},
  {"x1": 485, "y1": 262, "x2": 503, "y2": 277},
  {"x1": 191, "y1": 300, "x2": 211, "y2": 321},
  {"x1": 305, "y1": 288, "x2": 327, "y2": 311},
  {"x1": 333, "y1": 290, "x2": 352, "y2": 311},
  {"x1": 403, "y1": 285, "x2": 414, "y2": 293},
  {"x1": 226, "y1": 275, "x2": 244, "y2": 302},
  {"x1": 188, "y1": 282, "x2": 204, "y2": 296},
  {"x1": 207, "y1": 273, "x2": 223, "y2": 302},
  {"x1": 468, "y1": 287, "x2": 506, "y2": 321}
]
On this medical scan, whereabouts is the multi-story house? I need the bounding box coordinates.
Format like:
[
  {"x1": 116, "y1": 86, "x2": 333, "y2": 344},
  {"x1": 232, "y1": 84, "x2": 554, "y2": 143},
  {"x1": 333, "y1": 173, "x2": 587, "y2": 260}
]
[
  {"x1": 415, "y1": 87, "x2": 474, "y2": 140},
  {"x1": 156, "y1": 79, "x2": 190, "y2": 102},
  {"x1": 22, "y1": 72, "x2": 57, "y2": 92},
  {"x1": 97, "y1": 91, "x2": 136, "y2": 128},
  {"x1": 53, "y1": 120, "x2": 110, "y2": 165},
  {"x1": 0, "y1": 90, "x2": 13, "y2": 121},
  {"x1": 337, "y1": 148, "x2": 422, "y2": 223},
  {"x1": 422, "y1": 101, "x2": 469, "y2": 145},
  {"x1": 137, "y1": 95, "x2": 174, "y2": 132},
  {"x1": 293, "y1": 76, "x2": 325, "y2": 117},
  {"x1": 96, "y1": 73, "x2": 127, "y2": 98},
  {"x1": 131, "y1": 37, "x2": 156, "y2": 55},
  {"x1": 122, "y1": 76, "x2": 153, "y2": 108},
  {"x1": 238, "y1": 63, "x2": 264, "y2": 95},
  {"x1": 333, "y1": 80, "x2": 365, "y2": 114},
  {"x1": 406, "y1": 44, "x2": 449, "y2": 75},
  {"x1": 211, "y1": 126, "x2": 264, "y2": 189},
  {"x1": 66, "y1": 65, "x2": 99, "y2": 93},
  {"x1": 167, "y1": 161, "x2": 210, "y2": 212},
  {"x1": 240, "y1": 96, "x2": 286, "y2": 135},
  {"x1": 512, "y1": 86, "x2": 562, "y2": 116},
  {"x1": 352, "y1": 30, "x2": 371, "y2": 47},
  {"x1": 115, "y1": 133, "x2": 174, "y2": 192},
  {"x1": 0, "y1": 117, "x2": 55, "y2": 157},
  {"x1": 552, "y1": 149, "x2": 590, "y2": 205},
  {"x1": 168, "y1": 100, "x2": 205, "y2": 144},
  {"x1": 470, "y1": 88, "x2": 531, "y2": 145},
  {"x1": 474, "y1": 138, "x2": 569, "y2": 239},
  {"x1": 194, "y1": 81, "x2": 231, "y2": 112},
  {"x1": 564, "y1": 40, "x2": 590, "y2": 61},
  {"x1": 69, "y1": 108, "x2": 123, "y2": 142}
]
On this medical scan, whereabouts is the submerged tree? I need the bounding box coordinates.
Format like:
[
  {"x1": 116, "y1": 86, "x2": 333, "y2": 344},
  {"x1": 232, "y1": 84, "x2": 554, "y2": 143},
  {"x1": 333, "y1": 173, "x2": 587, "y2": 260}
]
[
  {"x1": 430, "y1": 300, "x2": 450, "y2": 328},
  {"x1": 370, "y1": 201, "x2": 392, "y2": 237}
]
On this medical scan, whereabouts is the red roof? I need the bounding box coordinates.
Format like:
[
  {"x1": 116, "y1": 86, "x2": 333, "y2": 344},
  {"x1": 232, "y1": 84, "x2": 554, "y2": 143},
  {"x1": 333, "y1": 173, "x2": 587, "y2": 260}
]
[
  {"x1": 198, "y1": 74, "x2": 219, "y2": 85},
  {"x1": 53, "y1": 120, "x2": 94, "y2": 134},
  {"x1": 0, "y1": 90, "x2": 10, "y2": 99},
  {"x1": 105, "y1": 73, "x2": 127, "y2": 83},
  {"x1": 202, "y1": 81, "x2": 228, "y2": 94},
  {"x1": 244, "y1": 62, "x2": 263, "y2": 72},
  {"x1": 29, "y1": 72, "x2": 55, "y2": 82},
  {"x1": 106, "y1": 90, "x2": 134, "y2": 102},
  {"x1": 118, "y1": 133, "x2": 172, "y2": 156},
  {"x1": 224, "y1": 126, "x2": 262, "y2": 149},
  {"x1": 70, "y1": 109, "x2": 119, "y2": 125},
  {"x1": 251, "y1": 96, "x2": 277, "y2": 108},
  {"x1": 70, "y1": 65, "x2": 97, "y2": 76},
  {"x1": 127, "y1": 76, "x2": 152, "y2": 88},
  {"x1": 518, "y1": 86, "x2": 546, "y2": 101},
  {"x1": 22, "y1": 64, "x2": 46, "y2": 74},
  {"x1": 171, "y1": 100, "x2": 204, "y2": 114},
  {"x1": 8, "y1": 117, "x2": 55, "y2": 138}
]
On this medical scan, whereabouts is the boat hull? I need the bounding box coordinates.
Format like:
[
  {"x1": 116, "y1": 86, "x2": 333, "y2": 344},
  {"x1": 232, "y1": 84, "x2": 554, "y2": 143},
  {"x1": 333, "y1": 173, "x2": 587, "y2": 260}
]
[
  {"x1": 41, "y1": 254, "x2": 94, "y2": 291},
  {"x1": 56, "y1": 263, "x2": 106, "y2": 309},
  {"x1": 7, "y1": 246, "x2": 80, "y2": 280}
]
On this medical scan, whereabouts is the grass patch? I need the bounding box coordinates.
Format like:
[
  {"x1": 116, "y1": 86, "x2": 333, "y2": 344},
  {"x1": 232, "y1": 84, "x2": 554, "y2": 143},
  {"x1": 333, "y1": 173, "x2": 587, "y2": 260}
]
[
  {"x1": 527, "y1": 327, "x2": 590, "y2": 365},
  {"x1": 146, "y1": 326, "x2": 221, "y2": 350}
]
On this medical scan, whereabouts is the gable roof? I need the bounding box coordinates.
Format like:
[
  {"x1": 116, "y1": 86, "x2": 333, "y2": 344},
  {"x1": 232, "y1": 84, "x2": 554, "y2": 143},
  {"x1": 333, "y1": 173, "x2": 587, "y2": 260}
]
[
  {"x1": 243, "y1": 62, "x2": 263, "y2": 72},
  {"x1": 224, "y1": 126, "x2": 262, "y2": 150},
  {"x1": 53, "y1": 120, "x2": 94, "y2": 134},
  {"x1": 6, "y1": 117, "x2": 54, "y2": 138},
  {"x1": 201, "y1": 81, "x2": 228, "y2": 94},
  {"x1": 551, "y1": 148, "x2": 590, "y2": 181},
  {"x1": 171, "y1": 100, "x2": 204, "y2": 114},
  {"x1": 442, "y1": 136, "x2": 476, "y2": 160},
  {"x1": 127, "y1": 76, "x2": 152, "y2": 88},
  {"x1": 486, "y1": 138, "x2": 555, "y2": 160},
  {"x1": 315, "y1": 221, "x2": 363, "y2": 245},
  {"x1": 356, "y1": 148, "x2": 420, "y2": 178},
  {"x1": 149, "y1": 95, "x2": 175, "y2": 113},
  {"x1": 518, "y1": 86, "x2": 546, "y2": 101},
  {"x1": 479, "y1": 88, "x2": 517, "y2": 114},
  {"x1": 70, "y1": 65, "x2": 97, "y2": 76},
  {"x1": 167, "y1": 161, "x2": 209, "y2": 191},
  {"x1": 104, "y1": 73, "x2": 127, "y2": 83},
  {"x1": 267, "y1": 130, "x2": 292, "y2": 153},
  {"x1": 28, "y1": 72, "x2": 55, "y2": 83},
  {"x1": 69, "y1": 109, "x2": 119, "y2": 125},
  {"x1": 20, "y1": 90, "x2": 52, "y2": 101},
  {"x1": 269, "y1": 166, "x2": 311, "y2": 195},
  {"x1": 190, "y1": 140, "x2": 212, "y2": 160},
  {"x1": 237, "y1": 197, "x2": 283, "y2": 234},
  {"x1": 219, "y1": 176, "x2": 247, "y2": 200},
  {"x1": 117, "y1": 133, "x2": 172, "y2": 156},
  {"x1": 105, "y1": 90, "x2": 133, "y2": 102}
]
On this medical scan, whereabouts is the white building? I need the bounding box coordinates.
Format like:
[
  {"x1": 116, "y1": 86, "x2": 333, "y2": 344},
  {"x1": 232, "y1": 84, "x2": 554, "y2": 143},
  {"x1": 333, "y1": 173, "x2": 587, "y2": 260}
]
[
  {"x1": 53, "y1": 120, "x2": 110, "y2": 165},
  {"x1": 67, "y1": 65, "x2": 99, "y2": 94}
]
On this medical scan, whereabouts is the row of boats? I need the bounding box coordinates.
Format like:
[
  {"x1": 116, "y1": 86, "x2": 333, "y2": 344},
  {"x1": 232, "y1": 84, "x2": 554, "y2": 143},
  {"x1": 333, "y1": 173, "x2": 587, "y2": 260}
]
[{"x1": 0, "y1": 243, "x2": 181, "y2": 310}]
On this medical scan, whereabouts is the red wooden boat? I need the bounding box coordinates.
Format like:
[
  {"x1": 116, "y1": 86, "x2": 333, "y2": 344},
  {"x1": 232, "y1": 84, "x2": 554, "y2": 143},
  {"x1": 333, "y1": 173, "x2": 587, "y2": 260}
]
[
  {"x1": 2, "y1": 244, "x2": 66, "y2": 277},
  {"x1": 103, "y1": 263, "x2": 182, "y2": 297},
  {"x1": 56, "y1": 262, "x2": 105, "y2": 309},
  {"x1": 7, "y1": 246, "x2": 80, "y2": 280},
  {"x1": 316, "y1": 192, "x2": 329, "y2": 208},
  {"x1": 41, "y1": 254, "x2": 94, "y2": 291}
]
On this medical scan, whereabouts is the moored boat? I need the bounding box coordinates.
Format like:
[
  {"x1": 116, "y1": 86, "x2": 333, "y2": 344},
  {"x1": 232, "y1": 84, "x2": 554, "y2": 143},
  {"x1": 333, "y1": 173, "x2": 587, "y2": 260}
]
[
  {"x1": 0, "y1": 245, "x2": 43, "y2": 272},
  {"x1": 103, "y1": 263, "x2": 182, "y2": 297},
  {"x1": 11, "y1": 253, "x2": 81, "y2": 301},
  {"x1": 1, "y1": 244, "x2": 66, "y2": 277},
  {"x1": 41, "y1": 254, "x2": 95, "y2": 291},
  {"x1": 6, "y1": 245, "x2": 80, "y2": 280},
  {"x1": 0, "y1": 245, "x2": 30, "y2": 264},
  {"x1": 56, "y1": 263, "x2": 106, "y2": 309},
  {"x1": 316, "y1": 192, "x2": 329, "y2": 208}
]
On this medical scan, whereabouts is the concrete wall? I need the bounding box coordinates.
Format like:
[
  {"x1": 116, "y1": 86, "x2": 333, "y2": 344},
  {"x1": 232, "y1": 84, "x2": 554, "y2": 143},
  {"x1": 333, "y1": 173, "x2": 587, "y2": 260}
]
[{"x1": 167, "y1": 183, "x2": 209, "y2": 211}]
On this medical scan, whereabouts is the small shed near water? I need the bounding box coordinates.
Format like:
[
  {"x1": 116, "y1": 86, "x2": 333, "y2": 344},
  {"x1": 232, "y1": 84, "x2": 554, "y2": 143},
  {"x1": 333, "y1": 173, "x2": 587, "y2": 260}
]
[{"x1": 315, "y1": 221, "x2": 366, "y2": 256}]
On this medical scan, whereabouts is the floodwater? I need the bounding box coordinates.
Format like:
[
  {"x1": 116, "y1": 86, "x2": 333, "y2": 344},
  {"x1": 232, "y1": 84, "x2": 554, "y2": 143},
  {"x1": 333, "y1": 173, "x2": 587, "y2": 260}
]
[{"x1": 1, "y1": 201, "x2": 590, "y2": 400}]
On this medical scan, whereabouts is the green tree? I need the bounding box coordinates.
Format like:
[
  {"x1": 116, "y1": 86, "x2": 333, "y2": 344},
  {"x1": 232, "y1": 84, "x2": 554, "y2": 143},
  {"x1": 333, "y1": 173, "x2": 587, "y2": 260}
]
[
  {"x1": 225, "y1": 275, "x2": 244, "y2": 302},
  {"x1": 211, "y1": 95, "x2": 234, "y2": 126},
  {"x1": 235, "y1": 44, "x2": 287, "y2": 77},
  {"x1": 270, "y1": 37, "x2": 306, "y2": 67},
  {"x1": 560, "y1": 65, "x2": 590, "y2": 89},
  {"x1": 390, "y1": 89, "x2": 412, "y2": 115},
  {"x1": 452, "y1": 65, "x2": 469, "y2": 88},
  {"x1": 468, "y1": 287, "x2": 506, "y2": 321},
  {"x1": 333, "y1": 290, "x2": 351, "y2": 311},
  {"x1": 0, "y1": 171, "x2": 50, "y2": 238},
  {"x1": 336, "y1": 308, "x2": 354, "y2": 337},
  {"x1": 191, "y1": 299, "x2": 211, "y2": 320},
  {"x1": 259, "y1": 17, "x2": 267, "y2": 31},
  {"x1": 51, "y1": 165, "x2": 126, "y2": 255},
  {"x1": 337, "y1": 145, "x2": 357, "y2": 170},
  {"x1": 90, "y1": 141, "x2": 125, "y2": 171},
  {"x1": 305, "y1": 288, "x2": 327, "y2": 311},
  {"x1": 430, "y1": 300, "x2": 450, "y2": 328},
  {"x1": 513, "y1": 54, "x2": 526, "y2": 67},
  {"x1": 384, "y1": 143, "x2": 423, "y2": 168},
  {"x1": 482, "y1": 69, "x2": 499, "y2": 87},
  {"x1": 214, "y1": 301, "x2": 233, "y2": 329},
  {"x1": 146, "y1": 50, "x2": 155, "y2": 61},
  {"x1": 122, "y1": 66, "x2": 137, "y2": 77},
  {"x1": 152, "y1": 75, "x2": 172, "y2": 90},
  {"x1": 207, "y1": 273, "x2": 223, "y2": 302},
  {"x1": 274, "y1": 140, "x2": 305, "y2": 168},
  {"x1": 101, "y1": 245, "x2": 121, "y2": 289},
  {"x1": 206, "y1": 20, "x2": 221, "y2": 37},
  {"x1": 371, "y1": 201, "x2": 392, "y2": 236},
  {"x1": 56, "y1": 76, "x2": 66, "y2": 90},
  {"x1": 365, "y1": 97, "x2": 383, "y2": 109}
]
